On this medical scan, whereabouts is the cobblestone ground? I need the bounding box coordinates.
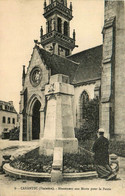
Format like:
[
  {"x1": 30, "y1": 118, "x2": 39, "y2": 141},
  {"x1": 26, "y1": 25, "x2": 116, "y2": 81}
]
[{"x1": 0, "y1": 140, "x2": 125, "y2": 196}]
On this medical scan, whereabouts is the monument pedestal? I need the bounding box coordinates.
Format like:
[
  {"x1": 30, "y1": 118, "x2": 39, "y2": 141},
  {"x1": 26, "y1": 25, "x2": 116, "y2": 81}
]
[
  {"x1": 39, "y1": 74, "x2": 78, "y2": 155},
  {"x1": 40, "y1": 138, "x2": 78, "y2": 156}
]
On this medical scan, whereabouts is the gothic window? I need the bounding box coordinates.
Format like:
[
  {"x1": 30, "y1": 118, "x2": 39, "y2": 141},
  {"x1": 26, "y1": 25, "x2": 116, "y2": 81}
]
[
  {"x1": 47, "y1": 20, "x2": 52, "y2": 33},
  {"x1": 57, "y1": 17, "x2": 62, "y2": 33},
  {"x1": 2, "y1": 116, "x2": 6, "y2": 123},
  {"x1": 64, "y1": 21, "x2": 68, "y2": 36},
  {"x1": 80, "y1": 91, "x2": 89, "y2": 119}
]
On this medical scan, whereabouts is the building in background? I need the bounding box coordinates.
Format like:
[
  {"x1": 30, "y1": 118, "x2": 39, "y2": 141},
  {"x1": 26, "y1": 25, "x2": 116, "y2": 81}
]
[
  {"x1": 19, "y1": 0, "x2": 125, "y2": 141},
  {"x1": 0, "y1": 101, "x2": 18, "y2": 138}
]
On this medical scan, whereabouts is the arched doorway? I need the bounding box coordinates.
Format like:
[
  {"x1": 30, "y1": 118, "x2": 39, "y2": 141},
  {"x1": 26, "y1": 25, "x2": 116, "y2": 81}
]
[{"x1": 32, "y1": 100, "x2": 41, "y2": 140}]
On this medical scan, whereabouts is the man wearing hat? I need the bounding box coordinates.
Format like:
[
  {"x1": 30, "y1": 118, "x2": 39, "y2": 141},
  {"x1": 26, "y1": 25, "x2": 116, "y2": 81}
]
[{"x1": 92, "y1": 128, "x2": 117, "y2": 180}]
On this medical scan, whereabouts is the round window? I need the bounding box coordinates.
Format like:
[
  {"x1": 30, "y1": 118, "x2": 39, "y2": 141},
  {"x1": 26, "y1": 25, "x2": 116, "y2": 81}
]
[{"x1": 30, "y1": 66, "x2": 42, "y2": 87}]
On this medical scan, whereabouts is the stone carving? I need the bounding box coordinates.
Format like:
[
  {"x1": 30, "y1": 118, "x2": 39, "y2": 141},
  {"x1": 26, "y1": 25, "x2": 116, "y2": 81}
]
[{"x1": 48, "y1": 83, "x2": 55, "y2": 93}]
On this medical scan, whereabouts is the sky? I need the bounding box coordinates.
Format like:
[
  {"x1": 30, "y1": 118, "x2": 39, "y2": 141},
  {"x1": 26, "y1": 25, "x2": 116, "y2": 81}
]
[{"x1": 0, "y1": 0, "x2": 104, "y2": 112}]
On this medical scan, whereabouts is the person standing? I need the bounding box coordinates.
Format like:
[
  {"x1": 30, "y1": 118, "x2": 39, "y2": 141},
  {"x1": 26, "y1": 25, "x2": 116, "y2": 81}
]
[{"x1": 92, "y1": 128, "x2": 118, "y2": 180}]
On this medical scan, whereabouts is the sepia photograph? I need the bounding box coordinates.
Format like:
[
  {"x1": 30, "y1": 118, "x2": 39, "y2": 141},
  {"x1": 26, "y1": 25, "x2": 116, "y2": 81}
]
[{"x1": 0, "y1": 0, "x2": 125, "y2": 196}]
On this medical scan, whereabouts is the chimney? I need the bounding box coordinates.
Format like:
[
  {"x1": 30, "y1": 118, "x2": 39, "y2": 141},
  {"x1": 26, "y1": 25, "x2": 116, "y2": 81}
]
[{"x1": 9, "y1": 101, "x2": 13, "y2": 106}]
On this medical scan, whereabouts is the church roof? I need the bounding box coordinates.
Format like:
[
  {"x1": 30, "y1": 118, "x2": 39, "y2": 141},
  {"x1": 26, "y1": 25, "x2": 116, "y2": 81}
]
[
  {"x1": 35, "y1": 44, "x2": 102, "y2": 85},
  {"x1": 68, "y1": 45, "x2": 102, "y2": 85},
  {"x1": 36, "y1": 45, "x2": 79, "y2": 83}
]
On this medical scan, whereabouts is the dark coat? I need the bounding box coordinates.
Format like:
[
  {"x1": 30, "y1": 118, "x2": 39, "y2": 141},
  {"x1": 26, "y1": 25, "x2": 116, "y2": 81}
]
[{"x1": 92, "y1": 136, "x2": 109, "y2": 165}]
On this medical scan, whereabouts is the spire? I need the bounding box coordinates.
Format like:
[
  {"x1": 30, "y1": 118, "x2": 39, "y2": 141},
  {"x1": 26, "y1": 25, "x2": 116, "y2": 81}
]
[
  {"x1": 40, "y1": 26, "x2": 43, "y2": 43},
  {"x1": 73, "y1": 29, "x2": 76, "y2": 41},
  {"x1": 22, "y1": 65, "x2": 25, "y2": 87},
  {"x1": 44, "y1": 0, "x2": 47, "y2": 8},
  {"x1": 70, "y1": 2, "x2": 72, "y2": 10}
]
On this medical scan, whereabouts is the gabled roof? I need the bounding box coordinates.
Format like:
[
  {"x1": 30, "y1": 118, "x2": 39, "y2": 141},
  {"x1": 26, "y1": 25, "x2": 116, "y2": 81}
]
[
  {"x1": 36, "y1": 45, "x2": 79, "y2": 83},
  {"x1": 33, "y1": 44, "x2": 102, "y2": 86},
  {"x1": 68, "y1": 45, "x2": 103, "y2": 85}
]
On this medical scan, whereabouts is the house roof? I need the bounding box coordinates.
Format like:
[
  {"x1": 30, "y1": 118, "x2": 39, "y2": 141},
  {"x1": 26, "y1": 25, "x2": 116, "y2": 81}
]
[
  {"x1": 0, "y1": 100, "x2": 17, "y2": 113},
  {"x1": 36, "y1": 45, "x2": 79, "y2": 83},
  {"x1": 68, "y1": 45, "x2": 103, "y2": 85}
]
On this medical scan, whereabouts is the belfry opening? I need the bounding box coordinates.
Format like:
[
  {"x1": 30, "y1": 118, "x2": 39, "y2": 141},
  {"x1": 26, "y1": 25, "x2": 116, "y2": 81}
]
[{"x1": 32, "y1": 100, "x2": 41, "y2": 140}]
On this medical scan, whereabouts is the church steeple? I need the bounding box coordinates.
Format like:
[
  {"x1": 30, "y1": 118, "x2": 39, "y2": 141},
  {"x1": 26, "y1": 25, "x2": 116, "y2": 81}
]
[{"x1": 40, "y1": 0, "x2": 76, "y2": 57}]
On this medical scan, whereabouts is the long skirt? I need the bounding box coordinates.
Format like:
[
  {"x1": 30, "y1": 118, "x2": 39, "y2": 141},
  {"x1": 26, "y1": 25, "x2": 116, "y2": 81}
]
[{"x1": 95, "y1": 164, "x2": 116, "y2": 179}]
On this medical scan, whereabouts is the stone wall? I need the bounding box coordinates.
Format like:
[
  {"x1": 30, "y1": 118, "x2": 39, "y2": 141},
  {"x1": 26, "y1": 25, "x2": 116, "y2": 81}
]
[
  {"x1": 24, "y1": 48, "x2": 50, "y2": 97},
  {"x1": 114, "y1": 1, "x2": 125, "y2": 138},
  {"x1": 104, "y1": 1, "x2": 117, "y2": 20},
  {"x1": 101, "y1": 0, "x2": 125, "y2": 139},
  {"x1": 20, "y1": 47, "x2": 50, "y2": 141}
]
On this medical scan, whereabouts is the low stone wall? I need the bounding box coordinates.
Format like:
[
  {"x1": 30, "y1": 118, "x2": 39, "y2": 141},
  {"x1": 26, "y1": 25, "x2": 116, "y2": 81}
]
[{"x1": 3, "y1": 163, "x2": 97, "y2": 181}]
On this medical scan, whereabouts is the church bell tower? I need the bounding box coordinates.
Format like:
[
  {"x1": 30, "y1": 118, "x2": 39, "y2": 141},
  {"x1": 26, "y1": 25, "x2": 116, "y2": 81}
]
[{"x1": 40, "y1": 0, "x2": 76, "y2": 57}]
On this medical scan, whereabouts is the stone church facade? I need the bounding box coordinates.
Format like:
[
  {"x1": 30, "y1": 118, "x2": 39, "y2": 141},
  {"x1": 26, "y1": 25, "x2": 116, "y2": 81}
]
[{"x1": 19, "y1": 0, "x2": 125, "y2": 141}]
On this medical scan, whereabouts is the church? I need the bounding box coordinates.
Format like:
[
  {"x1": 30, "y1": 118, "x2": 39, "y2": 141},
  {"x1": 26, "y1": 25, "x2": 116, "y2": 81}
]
[{"x1": 19, "y1": 0, "x2": 125, "y2": 141}]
